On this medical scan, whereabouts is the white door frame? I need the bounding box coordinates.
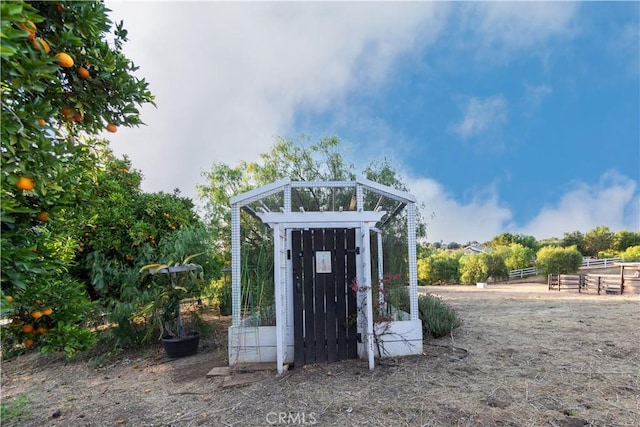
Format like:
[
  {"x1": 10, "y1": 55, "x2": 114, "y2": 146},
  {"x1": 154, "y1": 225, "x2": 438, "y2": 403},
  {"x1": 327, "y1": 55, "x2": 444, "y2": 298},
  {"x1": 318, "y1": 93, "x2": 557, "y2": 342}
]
[{"x1": 258, "y1": 211, "x2": 385, "y2": 374}]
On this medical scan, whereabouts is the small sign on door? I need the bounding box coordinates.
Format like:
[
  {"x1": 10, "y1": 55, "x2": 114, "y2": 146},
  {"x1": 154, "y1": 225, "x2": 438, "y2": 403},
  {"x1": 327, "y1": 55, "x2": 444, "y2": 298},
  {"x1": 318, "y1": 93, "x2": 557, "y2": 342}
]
[{"x1": 315, "y1": 251, "x2": 332, "y2": 273}]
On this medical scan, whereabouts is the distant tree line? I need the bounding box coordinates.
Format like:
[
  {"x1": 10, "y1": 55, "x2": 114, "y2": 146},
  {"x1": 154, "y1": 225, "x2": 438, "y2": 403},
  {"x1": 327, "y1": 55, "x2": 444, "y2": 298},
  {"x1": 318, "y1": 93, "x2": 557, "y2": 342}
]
[{"x1": 418, "y1": 227, "x2": 640, "y2": 285}]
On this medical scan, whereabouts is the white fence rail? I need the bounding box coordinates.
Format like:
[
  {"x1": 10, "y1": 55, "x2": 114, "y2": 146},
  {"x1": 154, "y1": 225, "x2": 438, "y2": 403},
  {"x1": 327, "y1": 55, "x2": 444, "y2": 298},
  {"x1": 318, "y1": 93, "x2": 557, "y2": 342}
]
[
  {"x1": 580, "y1": 257, "x2": 622, "y2": 268},
  {"x1": 508, "y1": 267, "x2": 537, "y2": 279},
  {"x1": 508, "y1": 257, "x2": 624, "y2": 279}
]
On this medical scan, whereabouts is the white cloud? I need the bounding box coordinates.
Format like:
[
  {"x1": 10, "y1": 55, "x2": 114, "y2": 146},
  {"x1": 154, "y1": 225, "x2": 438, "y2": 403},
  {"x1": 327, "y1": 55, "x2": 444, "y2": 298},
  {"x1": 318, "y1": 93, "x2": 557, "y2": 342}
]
[
  {"x1": 451, "y1": 95, "x2": 508, "y2": 139},
  {"x1": 407, "y1": 171, "x2": 639, "y2": 244},
  {"x1": 407, "y1": 176, "x2": 513, "y2": 244},
  {"x1": 524, "y1": 83, "x2": 552, "y2": 111},
  {"x1": 103, "y1": 1, "x2": 445, "y2": 199},
  {"x1": 609, "y1": 22, "x2": 640, "y2": 79},
  {"x1": 462, "y1": 1, "x2": 579, "y2": 58},
  {"x1": 517, "y1": 171, "x2": 639, "y2": 240}
]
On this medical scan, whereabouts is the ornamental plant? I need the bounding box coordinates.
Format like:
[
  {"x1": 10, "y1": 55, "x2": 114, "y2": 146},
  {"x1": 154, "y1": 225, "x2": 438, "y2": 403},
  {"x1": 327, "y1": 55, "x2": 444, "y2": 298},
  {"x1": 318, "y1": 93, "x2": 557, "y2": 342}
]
[{"x1": 140, "y1": 254, "x2": 206, "y2": 340}]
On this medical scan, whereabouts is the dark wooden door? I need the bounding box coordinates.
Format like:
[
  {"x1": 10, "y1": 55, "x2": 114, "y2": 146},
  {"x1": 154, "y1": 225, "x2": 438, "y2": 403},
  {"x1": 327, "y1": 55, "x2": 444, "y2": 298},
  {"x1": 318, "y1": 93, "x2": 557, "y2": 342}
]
[{"x1": 292, "y1": 228, "x2": 358, "y2": 367}]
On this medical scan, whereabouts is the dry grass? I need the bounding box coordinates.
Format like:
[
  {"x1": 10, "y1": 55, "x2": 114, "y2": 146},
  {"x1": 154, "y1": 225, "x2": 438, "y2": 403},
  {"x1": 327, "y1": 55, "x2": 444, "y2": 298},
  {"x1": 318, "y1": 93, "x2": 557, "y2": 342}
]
[{"x1": 1, "y1": 283, "x2": 639, "y2": 426}]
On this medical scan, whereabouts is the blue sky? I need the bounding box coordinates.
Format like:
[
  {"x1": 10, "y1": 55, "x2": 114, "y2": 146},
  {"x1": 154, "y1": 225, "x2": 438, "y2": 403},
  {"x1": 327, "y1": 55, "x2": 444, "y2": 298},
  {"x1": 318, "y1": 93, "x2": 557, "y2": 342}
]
[{"x1": 104, "y1": 1, "x2": 639, "y2": 244}]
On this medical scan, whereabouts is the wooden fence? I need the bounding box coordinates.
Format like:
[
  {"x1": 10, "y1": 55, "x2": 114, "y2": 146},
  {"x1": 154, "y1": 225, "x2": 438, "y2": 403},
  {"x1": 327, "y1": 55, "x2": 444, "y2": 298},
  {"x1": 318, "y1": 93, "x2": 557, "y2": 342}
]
[
  {"x1": 548, "y1": 273, "x2": 640, "y2": 295},
  {"x1": 548, "y1": 274, "x2": 584, "y2": 292}
]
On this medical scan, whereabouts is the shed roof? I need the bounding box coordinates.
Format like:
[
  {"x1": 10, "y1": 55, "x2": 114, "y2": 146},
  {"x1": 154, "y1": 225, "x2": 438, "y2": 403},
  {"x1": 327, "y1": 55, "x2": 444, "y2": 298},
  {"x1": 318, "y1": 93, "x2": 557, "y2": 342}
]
[
  {"x1": 230, "y1": 177, "x2": 416, "y2": 207},
  {"x1": 230, "y1": 177, "x2": 416, "y2": 229}
]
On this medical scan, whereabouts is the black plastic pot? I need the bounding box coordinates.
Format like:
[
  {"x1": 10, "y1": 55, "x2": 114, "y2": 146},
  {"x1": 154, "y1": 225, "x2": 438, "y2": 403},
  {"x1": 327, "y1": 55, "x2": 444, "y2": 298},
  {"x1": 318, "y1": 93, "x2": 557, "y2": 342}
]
[{"x1": 161, "y1": 331, "x2": 200, "y2": 358}]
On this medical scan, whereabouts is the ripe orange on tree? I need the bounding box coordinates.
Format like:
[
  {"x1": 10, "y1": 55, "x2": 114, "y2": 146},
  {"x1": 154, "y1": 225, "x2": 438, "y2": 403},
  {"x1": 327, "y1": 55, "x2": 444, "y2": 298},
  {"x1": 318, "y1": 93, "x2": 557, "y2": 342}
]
[
  {"x1": 38, "y1": 119, "x2": 46, "y2": 126},
  {"x1": 36, "y1": 211, "x2": 49, "y2": 222},
  {"x1": 31, "y1": 310, "x2": 43, "y2": 319},
  {"x1": 18, "y1": 21, "x2": 36, "y2": 40},
  {"x1": 5, "y1": 296, "x2": 14, "y2": 303},
  {"x1": 24, "y1": 338, "x2": 34, "y2": 347},
  {"x1": 61, "y1": 106, "x2": 73, "y2": 119},
  {"x1": 43, "y1": 308, "x2": 54, "y2": 316},
  {"x1": 54, "y1": 52, "x2": 74, "y2": 68},
  {"x1": 37, "y1": 326, "x2": 48, "y2": 334},
  {"x1": 73, "y1": 112, "x2": 84, "y2": 122},
  {"x1": 16, "y1": 176, "x2": 35, "y2": 191},
  {"x1": 106, "y1": 123, "x2": 117, "y2": 133},
  {"x1": 77, "y1": 67, "x2": 90, "y2": 79},
  {"x1": 22, "y1": 324, "x2": 34, "y2": 333},
  {"x1": 31, "y1": 37, "x2": 50, "y2": 53}
]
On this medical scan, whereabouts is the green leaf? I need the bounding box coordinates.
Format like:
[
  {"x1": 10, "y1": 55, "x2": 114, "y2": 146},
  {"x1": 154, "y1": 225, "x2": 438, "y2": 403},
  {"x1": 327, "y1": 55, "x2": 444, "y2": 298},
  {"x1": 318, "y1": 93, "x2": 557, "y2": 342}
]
[{"x1": 0, "y1": 44, "x2": 18, "y2": 57}]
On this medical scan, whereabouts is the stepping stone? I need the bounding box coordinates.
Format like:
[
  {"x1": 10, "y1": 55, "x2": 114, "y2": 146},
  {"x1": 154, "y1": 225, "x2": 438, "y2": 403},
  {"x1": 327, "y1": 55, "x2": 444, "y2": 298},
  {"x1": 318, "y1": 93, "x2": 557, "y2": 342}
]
[
  {"x1": 206, "y1": 366, "x2": 230, "y2": 377},
  {"x1": 221, "y1": 373, "x2": 261, "y2": 388}
]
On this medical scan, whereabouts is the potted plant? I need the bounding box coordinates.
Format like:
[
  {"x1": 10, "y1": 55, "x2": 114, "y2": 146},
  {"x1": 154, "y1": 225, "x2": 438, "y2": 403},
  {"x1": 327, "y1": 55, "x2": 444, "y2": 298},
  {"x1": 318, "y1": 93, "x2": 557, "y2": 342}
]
[{"x1": 140, "y1": 253, "x2": 206, "y2": 358}]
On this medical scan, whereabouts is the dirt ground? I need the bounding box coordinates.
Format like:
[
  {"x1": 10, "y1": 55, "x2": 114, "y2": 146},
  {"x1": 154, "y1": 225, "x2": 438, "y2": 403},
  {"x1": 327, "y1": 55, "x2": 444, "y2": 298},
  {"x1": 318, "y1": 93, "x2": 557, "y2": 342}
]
[{"x1": 2, "y1": 282, "x2": 639, "y2": 427}]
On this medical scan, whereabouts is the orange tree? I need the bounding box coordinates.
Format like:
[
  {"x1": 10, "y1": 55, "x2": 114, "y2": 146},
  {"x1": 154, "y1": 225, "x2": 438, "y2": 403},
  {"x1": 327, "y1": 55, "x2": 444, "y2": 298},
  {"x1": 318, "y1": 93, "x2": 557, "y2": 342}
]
[
  {"x1": 1, "y1": 1, "x2": 154, "y2": 356},
  {"x1": 68, "y1": 151, "x2": 222, "y2": 347}
]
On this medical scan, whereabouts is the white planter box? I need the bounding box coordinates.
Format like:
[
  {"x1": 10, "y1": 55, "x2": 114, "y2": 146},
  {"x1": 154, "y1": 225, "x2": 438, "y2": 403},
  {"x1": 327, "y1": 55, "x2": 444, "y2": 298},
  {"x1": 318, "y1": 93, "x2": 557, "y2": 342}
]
[{"x1": 373, "y1": 320, "x2": 423, "y2": 358}]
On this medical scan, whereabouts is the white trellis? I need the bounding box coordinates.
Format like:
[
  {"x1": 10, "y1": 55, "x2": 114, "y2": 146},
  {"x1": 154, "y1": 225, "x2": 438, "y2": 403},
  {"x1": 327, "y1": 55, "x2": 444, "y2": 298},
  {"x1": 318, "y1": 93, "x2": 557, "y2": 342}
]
[{"x1": 228, "y1": 178, "x2": 422, "y2": 374}]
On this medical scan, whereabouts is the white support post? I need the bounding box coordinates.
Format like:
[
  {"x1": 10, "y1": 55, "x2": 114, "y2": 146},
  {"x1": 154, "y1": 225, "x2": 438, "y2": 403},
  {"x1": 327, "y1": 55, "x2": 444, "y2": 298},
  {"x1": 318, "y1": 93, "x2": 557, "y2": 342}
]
[
  {"x1": 284, "y1": 184, "x2": 291, "y2": 212},
  {"x1": 407, "y1": 203, "x2": 418, "y2": 321},
  {"x1": 361, "y1": 223, "x2": 375, "y2": 370},
  {"x1": 231, "y1": 205, "x2": 241, "y2": 327},
  {"x1": 273, "y1": 225, "x2": 284, "y2": 374},
  {"x1": 376, "y1": 230, "x2": 384, "y2": 311}
]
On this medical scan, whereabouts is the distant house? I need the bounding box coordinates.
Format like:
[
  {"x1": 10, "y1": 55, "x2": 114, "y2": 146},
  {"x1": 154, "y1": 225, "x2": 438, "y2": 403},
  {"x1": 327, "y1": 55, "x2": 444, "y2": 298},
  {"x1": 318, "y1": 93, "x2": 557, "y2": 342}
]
[{"x1": 462, "y1": 244, "x2": 490, "y2": 254}]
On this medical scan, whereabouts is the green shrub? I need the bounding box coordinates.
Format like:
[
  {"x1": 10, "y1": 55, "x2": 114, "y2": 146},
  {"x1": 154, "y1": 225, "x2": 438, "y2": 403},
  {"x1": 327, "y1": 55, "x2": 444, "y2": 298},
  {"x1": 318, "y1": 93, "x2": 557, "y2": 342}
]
[
  {"x1": 417, "y1": 250, "x2": 461, "y2": 285},
  {"x1": 459, "y1": 252, "x2": 508, "y2": 285},
  {"x1": 622, "y1": 245, "x2": 640, "y2": 262},
  {"x1": 418, "y1": 294, "x2": 462, "y2": 338},
  {"x1": 206, "y1": 276, "x2": 232, "y2": 315},
  {"x1": 459, "y1": 254, "x2": 487, "y2": 285},
  {"x1": 535, "y1": 245, "x2": 583, "y2": 275}
]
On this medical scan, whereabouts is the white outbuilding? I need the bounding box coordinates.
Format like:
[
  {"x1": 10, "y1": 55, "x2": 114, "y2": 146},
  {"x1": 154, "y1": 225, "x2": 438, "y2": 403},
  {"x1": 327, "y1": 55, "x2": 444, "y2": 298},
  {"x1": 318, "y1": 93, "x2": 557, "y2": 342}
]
[{"x1": 227, "y1": 178, "x2": 423, "y2": 374}]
